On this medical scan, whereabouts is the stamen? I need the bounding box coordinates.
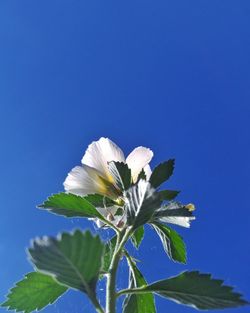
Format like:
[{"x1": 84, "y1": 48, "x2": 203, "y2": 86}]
[
  {"x1": 185, "y1": 203, "x2": 195, "y2": 212},
  {"x1": 107, "y1": 213, "x2": 115, "y2": 221}
]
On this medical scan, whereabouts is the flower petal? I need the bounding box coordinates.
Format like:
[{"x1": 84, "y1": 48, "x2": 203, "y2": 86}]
[
  {"x1": 126, "y1": 147, "x2": 153, "y2": 182},
  {"x1": 96, "y1": 206, "x2": 117, "y2": 219},
  {"x1": 63, "y1": 165, "x2": 114, "y2": 197},
  {"x1": 159, "y1": 216, "x2": 196, "y2": 228},
  {"x1": 81, "y1": 137, "x2": 125, "y2": 182},
  {"x1": 143, "y1": 164, "x2": 152, "y2": 180}
]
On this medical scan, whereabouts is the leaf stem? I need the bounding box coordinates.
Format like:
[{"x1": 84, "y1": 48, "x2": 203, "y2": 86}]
[
  {"x1": 116, "y1": 286, "x2": 149, "y2": 298},
  {"x1": 88, "y1": 293, "x2": 105, "y2": 313},
  {"x1": 123, "y1": 250, "x2": 135, "y2": 269},
  {"x1": 99, "y1": 216, "x2": 122, "y2": 235},
  {"x1": 106, "y1": 227, "x2": 132, "y2": 313}
]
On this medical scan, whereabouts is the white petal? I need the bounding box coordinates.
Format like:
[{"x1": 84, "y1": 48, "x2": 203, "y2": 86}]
[
  {"x1": 96, "y1": 206, "x2": 117, "y2": 218},
  {"x1": 143, "y1": 164, "x2": 152, "y2": 180},
  {"x1": 160, "y1": 216, "x2": 196, "y2": 228},
  {"x1": 81, "y1": 137, "x2": 125, "y2": 182},
  {"x1": 126, "y1": 147, "x2": 153, "y2": 182},
  {"x1": 63, "y1": 165, "x2": 111, "y2": 196}
]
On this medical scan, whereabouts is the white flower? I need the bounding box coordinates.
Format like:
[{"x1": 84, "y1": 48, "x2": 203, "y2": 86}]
[
  {"x1": 64, "y1": 137, "x2": 153, "y2": 197},
  {"x1": 63, "y1": 137, "x2": 153, "y2": 227}
]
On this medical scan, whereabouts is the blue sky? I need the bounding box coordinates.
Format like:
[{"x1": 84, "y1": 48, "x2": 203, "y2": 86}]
[{"x1": 0, "y1": 1, "x2": 249, "y2": 312}]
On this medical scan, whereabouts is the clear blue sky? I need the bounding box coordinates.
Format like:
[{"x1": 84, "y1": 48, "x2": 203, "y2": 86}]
[{"x1": 0, "y1": 1, "x2": 249, "y2": 313}]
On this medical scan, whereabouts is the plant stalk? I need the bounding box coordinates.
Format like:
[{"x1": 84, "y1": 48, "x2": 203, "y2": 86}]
[{"x1": 105, "y1": 227, "x2": 132, "y2": 313}]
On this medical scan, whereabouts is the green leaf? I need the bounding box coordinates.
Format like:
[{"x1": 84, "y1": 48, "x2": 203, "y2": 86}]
[
  {"x1": 123, "y1": 258, "x2": 156, "y2": 313},
  {"x1": 150, "y1": 159, "x2": 175, "y2": 188},
  {"x1": 125, "y1": 180, "x2": 162, "y2": 229},
  {"x1": 137, "y1": 169, "x2": 147, "y2": 182},
  {"x1": 159, "y1": 190, "x2": 180, "y2": 201},
  {"x1": 108, "y1": 161, "x2": 131, "y2": 191},
  {"x1": 2, "y1": 272, "x2": 67, "y2": 313},
  {"x1": 38, "y1": 193, "x2": 103, "y2": 219},
  {"x1": 84, "y1": 194, "x2": 116, "y2": 208},
  {"x1": 101, "y1": 236, "x2": 117, "y2": 274},
  {"x1": 144, "y1": 271, "x2": 249, "y2": 310},
  {"x1": 28, "y1": 230, "x2": 104, "y2": 293},
  {"x1": 152, "y1": 223, "x2": 186, "y2": 264},
  {"x1": 131, "y1": 226, "x2": 145, "y2": 249}
]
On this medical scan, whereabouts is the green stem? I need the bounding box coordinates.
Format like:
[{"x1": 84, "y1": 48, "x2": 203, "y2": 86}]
[
  {"x1": 106, "y1": 227, "x2": 132, "y2": 313},
  {"x1": 89, "y1": 293, "x2": 105, "y2": 313},
  {"x1": 87, "y1": 218, "x2": 120, "y2": 313},
  {"x1": 100, "y1": 217, "x2": 121, "y2": 234}
]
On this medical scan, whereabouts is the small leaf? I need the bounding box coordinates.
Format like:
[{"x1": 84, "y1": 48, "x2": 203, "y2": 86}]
[
  {"x1": 38, "y1": 193, "x2": 103, "y2": 219},
  {"x1": 159, "y1": 190, "x2": 180, "y2": 201},
  {"x1": 123, "y1": 258, "x2": 156, "y2": 313},
  {"x1": 150, "y1": 159, "x2": 175, "y2": 188},
  {"x1": 154, "y1": 207, "x2": 193, "y2": 218},
  {"x1": 125, "y1": 180, "x2": 162, "y2": 229},
  {"x1": 152, "y1": 223, "x2": 186, "y2": 263},
  {"x1": 137, "y1": 169, "x2": 147, "y2": 182},
  {"x1": 131, "y1": 226, "x2": 145, "y2": 249},
  {"x1": 28, "y1": 230, "x2": 104, "y2": 293},
  {"x1": 2, "y1": 272, "x2": 67, "y2": 313},
  {"x1": 108, "y1": 161, "x2": 131, "y2": 191},
  {"x1": 144, "y1": 271, "x2": 249, "y2": 310}
]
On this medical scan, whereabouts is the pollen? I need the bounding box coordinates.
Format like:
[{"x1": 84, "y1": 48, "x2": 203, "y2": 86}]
[{"x1": 115, "y1": 197, "x2": 125, "y2": 206}]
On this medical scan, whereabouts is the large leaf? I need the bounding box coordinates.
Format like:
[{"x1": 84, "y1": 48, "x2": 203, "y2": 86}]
[
  {"x1": 28, "y1": 230, "x2": 104, "y2": 293},
  {"x1": 38, "y1": 193, "x2": 103, "y2": 219},
  {"x1": 123, "y1": 258, "x2": 156, "y2": 313},
  {"x1": 159, "y1": 190, "x2": 180, "y2": 201},
  {"x1": 150, "y1": 159, "x2": 175, "y2": 188},
  {"x1": 102, "y1": 236, "x2": 117, "y2": 274},
  {"x1": 2, "y1": 272, "x2": 67, "y2": 313},
  {"x1": 152, "y1": 223, "x2": 186, "y2": 263},
  {"x1": 131, "y1": 226, "x2": 145, "y2": 249},
  {"x1": 108, "y1": 161, "x2": 131, "y2": 191},
  {"x1": 144, "y1": 271, "x2": 248, "y2": 310},
  {"x1": 84, "y1": 194, "x2": 116, "y2": 208},
  {"x1": 125, "y1": 180, "x2": 162, "y2": 229}
]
